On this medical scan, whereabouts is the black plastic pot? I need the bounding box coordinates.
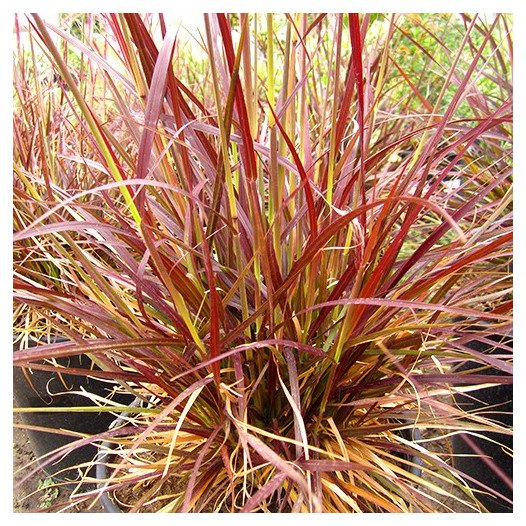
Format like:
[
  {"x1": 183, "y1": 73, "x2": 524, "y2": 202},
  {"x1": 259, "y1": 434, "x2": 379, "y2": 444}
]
[
  {"x1": 13, "y1": 337, "x2": 133, "y2": 483},
  {"x1": 452, "y1": 331, "x2": 513, "y2": 512}
]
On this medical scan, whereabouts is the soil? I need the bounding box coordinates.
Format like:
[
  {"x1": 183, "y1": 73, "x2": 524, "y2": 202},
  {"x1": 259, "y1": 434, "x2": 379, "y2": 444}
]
[{"x1": 113, "y1": 475, "x2": 187, "y2": 512}]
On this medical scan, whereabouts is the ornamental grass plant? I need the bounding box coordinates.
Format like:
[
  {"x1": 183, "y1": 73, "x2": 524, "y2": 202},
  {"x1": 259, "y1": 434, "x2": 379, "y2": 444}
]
[{"x1": 13, "y1": 13, "x2": 512, "y2": 512}]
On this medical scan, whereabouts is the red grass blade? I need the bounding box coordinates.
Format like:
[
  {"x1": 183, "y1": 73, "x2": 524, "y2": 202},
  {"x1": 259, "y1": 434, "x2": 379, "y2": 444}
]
[{"x1": 349, "y1": 13, "x2": 366, "y2": 209}]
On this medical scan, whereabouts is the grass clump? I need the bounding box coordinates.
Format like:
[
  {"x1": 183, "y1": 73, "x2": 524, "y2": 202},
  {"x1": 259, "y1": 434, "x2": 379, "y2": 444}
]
[{"x1": 13, "y1": 13, "x2": 512, "y2": 512}]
